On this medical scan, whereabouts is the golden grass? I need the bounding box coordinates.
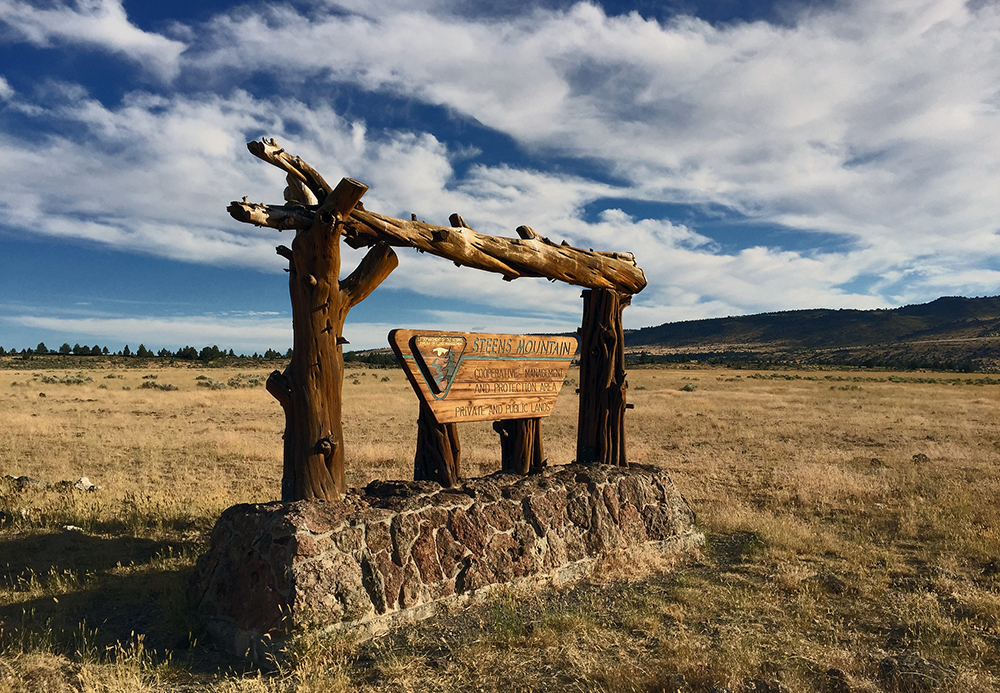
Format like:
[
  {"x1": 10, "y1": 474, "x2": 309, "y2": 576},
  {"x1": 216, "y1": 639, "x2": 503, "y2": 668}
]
[{"x1": 2, "y1": 361, "x2": 1000, "y2": 691}]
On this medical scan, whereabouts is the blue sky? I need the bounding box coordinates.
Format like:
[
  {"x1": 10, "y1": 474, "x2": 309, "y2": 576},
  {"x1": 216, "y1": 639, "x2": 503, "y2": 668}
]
[{"x1": 1, "y1": 0, "x2": 999, "y2": 352}]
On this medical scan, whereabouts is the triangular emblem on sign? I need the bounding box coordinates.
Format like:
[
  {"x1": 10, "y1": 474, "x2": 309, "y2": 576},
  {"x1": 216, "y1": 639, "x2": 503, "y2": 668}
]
[{"x1": 413, "y1": 335, "x2": 467, "y2": 394}]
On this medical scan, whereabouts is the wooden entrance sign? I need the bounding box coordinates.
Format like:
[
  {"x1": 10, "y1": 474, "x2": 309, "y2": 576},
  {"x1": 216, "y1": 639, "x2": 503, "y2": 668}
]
[
  {"x1": 392, "y1": 329, "x2": 577, "y2": 484},
  {"x1": 390, "y1": 330, "x2": 577, "y2": 424},
  {"x1": 227, "y1": 137, "x2": 645, "y2": 500}
]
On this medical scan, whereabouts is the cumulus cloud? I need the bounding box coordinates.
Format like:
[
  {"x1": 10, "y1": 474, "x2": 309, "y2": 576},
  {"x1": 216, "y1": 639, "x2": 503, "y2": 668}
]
[
  {"x1": 0, "y1": 74, "x2": 966, "y2": 335},
  {"x1": 0, "y1": 86, "x2": 288, "y2": 268},
  {"x1": 6, "y1": 313, "x2": 292, "y2": 352},
  {"x1": 5, "y1": 0, "x2": 1000, "y2": 339},
  {"x1": 0, "y1": 0, "x2": 186, "y2": 80},
  {"x1": 3, "y1": 305, "x2": 590, "y2": 352},
  {"x1": 185, "y1": 1, "x2": 1000, "y2": 295}
]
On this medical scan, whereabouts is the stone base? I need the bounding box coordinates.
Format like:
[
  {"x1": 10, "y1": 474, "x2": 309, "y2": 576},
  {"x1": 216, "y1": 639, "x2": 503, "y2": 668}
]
[{"x1": 188, "y1": 464, "x2": 702, "y2": 661}]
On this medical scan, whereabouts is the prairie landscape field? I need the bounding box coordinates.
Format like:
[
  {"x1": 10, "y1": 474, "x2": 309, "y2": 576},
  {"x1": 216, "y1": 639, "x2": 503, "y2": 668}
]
[{"x1": 1, "y1": 359, "x2": 999, "y2": 692}]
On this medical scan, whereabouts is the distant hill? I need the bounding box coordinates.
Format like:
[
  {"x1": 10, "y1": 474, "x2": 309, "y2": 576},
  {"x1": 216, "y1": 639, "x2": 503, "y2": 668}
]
[{"x1": 625, "y1": 296, "x2": 1000, "y2": 372}]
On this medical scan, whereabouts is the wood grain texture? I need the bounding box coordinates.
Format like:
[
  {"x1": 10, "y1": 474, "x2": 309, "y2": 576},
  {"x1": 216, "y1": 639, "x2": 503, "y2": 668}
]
[
  {"x1": 227, "y1": 139, "x2": 647, "y2": 295},
  {"x1": 413, "y1": 401, "x2": 462, "y2": 487},
  {"x1": 267, "y1": 178, "x2": 398, "y2": 501},
  {"x1": 576, "y1": 288, "x2": 629, "y2": 467},
  {"x1": 494, "y1": 417, "x2": 545, "y2": 475}
]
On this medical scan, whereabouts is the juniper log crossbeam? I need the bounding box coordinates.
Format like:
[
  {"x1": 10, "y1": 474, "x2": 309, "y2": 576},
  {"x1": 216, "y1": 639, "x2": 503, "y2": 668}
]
[
  {"x1": 231, "y1": 202, "x2": 646, "y2": 294},
  {"x1": 228, "y1": 145, "x2": 646, "y2": 295},
  {"x1": 230, "y1": 201, "x2": 646, "y2": 293}
]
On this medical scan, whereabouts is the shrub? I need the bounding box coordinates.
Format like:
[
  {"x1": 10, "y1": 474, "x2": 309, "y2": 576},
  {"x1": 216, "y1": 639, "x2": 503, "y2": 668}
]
[
  {"x1": 227, "y1": 374, "x2": 264, "y2": 389},
  {"x1": 40, "y1": 373, "x2": 92, "y2": 385},
  {"x1": 139, "y1": 381, "x2": 177, "y2": 391},
  {"x1": 197, "y1": 379, "x2": 226, "y2": 390}
]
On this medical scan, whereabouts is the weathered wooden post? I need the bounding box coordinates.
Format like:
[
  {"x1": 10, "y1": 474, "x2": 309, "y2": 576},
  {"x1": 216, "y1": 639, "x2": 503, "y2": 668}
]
[
  {"x1": 414, "y1": 402, "x2": 462, "y2": 485},
  {"x1": 231, "y1": 141, "x2": 397, "y2": 501},
  {"x1": 493, "y1": 418, "x2": 545, "y2": 474},
  {"x1": 405, "y1": 213, "x2": 476, "y2": 487},
  {"x1": 576, "y1": 289, "x2": 630, "y2": 466}
]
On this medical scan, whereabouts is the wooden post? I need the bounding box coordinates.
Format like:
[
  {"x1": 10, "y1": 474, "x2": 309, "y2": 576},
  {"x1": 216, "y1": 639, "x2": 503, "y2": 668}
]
[
  {"x1": 265, "y1": 178, "x2": 397, "y2": 501},
  {"x1": 413, "y1": 401, "x2": 461, "y2": 486},
  {"x1": 493, "y1": 418, "x2": 545, "y2": 474},
  {"x1": 576, "y1": 288, "x2": 630, "y2": 466}
]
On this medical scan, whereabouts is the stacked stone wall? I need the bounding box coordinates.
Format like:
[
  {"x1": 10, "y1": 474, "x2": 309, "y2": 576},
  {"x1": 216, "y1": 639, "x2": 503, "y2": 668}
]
[{"x1": 188, "y1": 463, "x2": 702, "y2": 660}]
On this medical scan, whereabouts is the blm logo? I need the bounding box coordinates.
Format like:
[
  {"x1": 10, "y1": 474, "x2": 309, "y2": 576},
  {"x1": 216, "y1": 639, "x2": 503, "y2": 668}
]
[{"x1": 413, "y1": 335, "x2": 467, "y2": 394}]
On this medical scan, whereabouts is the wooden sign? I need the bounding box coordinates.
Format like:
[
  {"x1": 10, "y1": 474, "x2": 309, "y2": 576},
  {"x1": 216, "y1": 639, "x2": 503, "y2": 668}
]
[{"x1": 390, "y1": 329, "x2": 577, "y2": 424}]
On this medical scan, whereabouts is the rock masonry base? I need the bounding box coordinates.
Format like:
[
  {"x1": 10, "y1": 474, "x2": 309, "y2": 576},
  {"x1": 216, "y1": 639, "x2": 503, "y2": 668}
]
[{"x1": 188, "y1": 463, "x2": 703, "y2": 661}]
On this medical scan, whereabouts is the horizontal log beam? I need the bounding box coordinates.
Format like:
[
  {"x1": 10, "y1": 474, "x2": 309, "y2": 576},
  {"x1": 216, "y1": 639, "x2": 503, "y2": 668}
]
[
  {"x1": 229, "y1": 200, "x2": 647, "y2": 294},
  {"x1": 347, "y1": 209, "x2": 647, "y2": 294},
  {"x1": 228, "y1": 139, "x2": 647, "y2": 295}
]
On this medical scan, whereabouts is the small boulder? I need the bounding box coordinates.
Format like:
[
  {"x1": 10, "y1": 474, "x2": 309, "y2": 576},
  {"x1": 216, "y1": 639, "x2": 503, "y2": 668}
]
[
  {"x1": 4, "y1": 475, "x2": 49, "y2": 490},
  {"x1": 72, "y1": 477, "x2": 100, "y2": 492},
  {"x1": 912, "y1": 453, "x2": 930, "y2": 464},
  {"x1": 867, "y1": 458, "x2": 887, "y2": 474}
]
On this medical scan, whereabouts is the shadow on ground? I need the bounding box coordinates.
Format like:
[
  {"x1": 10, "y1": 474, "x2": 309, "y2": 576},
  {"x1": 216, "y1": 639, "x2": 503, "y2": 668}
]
[{"x1": 0, "y1": 530, "x2": 249, "y2": 674}]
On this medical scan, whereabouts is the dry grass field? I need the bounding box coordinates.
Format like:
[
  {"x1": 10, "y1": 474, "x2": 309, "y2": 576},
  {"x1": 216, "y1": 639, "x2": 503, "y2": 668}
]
[{"x1": 1, "y1": 360, "x2": 999, "y2": 692}]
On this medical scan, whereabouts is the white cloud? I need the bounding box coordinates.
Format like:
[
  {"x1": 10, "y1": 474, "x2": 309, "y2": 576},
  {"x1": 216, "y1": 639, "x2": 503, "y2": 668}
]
[
  {"x1": 0, "y1": 0, "x2": 186, "y2": 80},
  {"x1": 184, "y1": 1, "x2": 1000, "y2": 297},
  {"x1": 3, "y1": 306, "x2": 586, "y2": 352},
  {"x1": 7, "y1": 313, "x2": 292, "y2": 352},
  {"x1": 0, "y1": 88, "x2": 291, "y2": 269},
  {"x1": 1, "y1": 73, "x2": 990, "y2": 332},
  {"x1": 6, "y1": 0, "x2": 1000, "y2": 334},
  {"x1": 0, "y1": 75, "x2": 13, "y2": 100}
]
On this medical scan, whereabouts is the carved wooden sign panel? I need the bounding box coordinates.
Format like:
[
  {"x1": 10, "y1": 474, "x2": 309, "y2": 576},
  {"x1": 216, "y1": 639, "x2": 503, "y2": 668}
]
[{"x1": 390, "y1": 329, "x2": 577, "y2": 424}]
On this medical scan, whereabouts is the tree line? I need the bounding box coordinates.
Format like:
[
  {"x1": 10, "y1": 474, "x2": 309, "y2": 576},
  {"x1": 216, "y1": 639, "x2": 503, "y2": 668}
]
[
  {"x1": 1, "y1": 342, "x2": 292, "y2": 361},
  {"x1": 0, "y1": 342, "x2": 400, "y2": 367}
]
